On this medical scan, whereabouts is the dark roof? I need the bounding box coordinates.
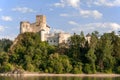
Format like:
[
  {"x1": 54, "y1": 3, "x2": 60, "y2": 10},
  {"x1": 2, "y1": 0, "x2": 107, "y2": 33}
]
[
  {"x1": 86, "y1": 33, "x2": 91, "y2": 37},
  {"x1": 47, "y1": 24, "x2": 50, "y2": 28},
  {"x1": 41, "y1": 29, "x2": 45, "y2": 31}
]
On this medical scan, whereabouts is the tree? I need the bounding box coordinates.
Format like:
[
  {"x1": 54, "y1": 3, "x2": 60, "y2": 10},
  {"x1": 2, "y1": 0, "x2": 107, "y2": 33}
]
[
  {"x1": 72, "y1": 62, "x2": 82, "y2": 74},
  {"x1": 9, "y1": 32, "x2": 55, "y2": 72},
  {"x1": 0, "y1": 39, "x2": 12, "y2": 52},
  {"x1": 0, "y1": 52, "x2": 9, "y2": 65},
  {"x1": 69, "y1": 32, "x2": 86, "y2": 61},
  {"x1": 47, "y1": 53, "x2": 72, "y2": 73},
  {"x1": 96, "y1": 33, "x2": 114, "y2": 73},
  {"x1": 85, "y1": 33, "x2": 98, "y2": 73}
]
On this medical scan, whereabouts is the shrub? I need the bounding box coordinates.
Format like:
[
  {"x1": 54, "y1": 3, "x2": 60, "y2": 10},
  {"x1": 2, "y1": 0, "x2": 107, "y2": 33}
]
[
  {"x1": 116, "y1": 66, "x2": 120, "y2": 73},
  {"x1": 26, "y1": 63, "x2": 35, "y2": 72},
  {"x1": 72, "y1": 62, "x2": 82, "y2": 74},
  {"x1": 0, "y1": 63, "x2": 14, "y2": 73},
  {"x1": 83, "y1": 64, "x2": 92, "y2": 74}
]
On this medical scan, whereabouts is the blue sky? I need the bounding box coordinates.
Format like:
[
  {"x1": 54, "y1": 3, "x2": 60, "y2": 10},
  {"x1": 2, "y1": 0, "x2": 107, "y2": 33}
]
[{"x1": 0, "y1": 0, "x2": 120, "y2": 40}]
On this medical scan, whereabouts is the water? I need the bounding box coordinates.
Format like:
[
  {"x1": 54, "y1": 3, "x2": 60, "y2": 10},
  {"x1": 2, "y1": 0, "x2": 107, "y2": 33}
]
[{"x1": 0, "y1": 76, "x2": 120, "y2": 80}]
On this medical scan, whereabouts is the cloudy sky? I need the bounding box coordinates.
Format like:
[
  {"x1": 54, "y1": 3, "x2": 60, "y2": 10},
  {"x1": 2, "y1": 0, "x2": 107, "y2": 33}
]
[{"x1": 0, "y1": 0, "x2": 120, "y2": 40}]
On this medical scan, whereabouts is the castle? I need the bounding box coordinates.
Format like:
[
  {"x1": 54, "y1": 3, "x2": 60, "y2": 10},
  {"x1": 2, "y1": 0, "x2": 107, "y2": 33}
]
[{"x1": 20, "y1": 15, "x2": 71, "y2": 45}]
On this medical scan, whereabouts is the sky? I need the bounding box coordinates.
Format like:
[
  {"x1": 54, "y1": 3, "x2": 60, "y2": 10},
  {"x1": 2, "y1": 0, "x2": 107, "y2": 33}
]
[{"x1": 0, "y1": 0, "x2": 120, "y2": 40}]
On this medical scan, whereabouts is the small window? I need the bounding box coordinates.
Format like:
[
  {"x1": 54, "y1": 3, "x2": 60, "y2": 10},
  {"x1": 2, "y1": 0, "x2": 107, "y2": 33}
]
[
  {"x1": 23, "y1": 24, "x2": 25, "y2": 27},
  {"x1": 26, "y1": 25, "x2": 28, "y2": 29}
]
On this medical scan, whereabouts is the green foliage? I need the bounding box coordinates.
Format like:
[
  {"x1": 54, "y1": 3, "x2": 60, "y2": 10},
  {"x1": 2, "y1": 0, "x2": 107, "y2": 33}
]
[
  {"x1": 0, "y1": 31, "x2": 120, "y2": 74},
  {"x1": 47, "y1": 53, "x2": 72, "y2": 73},
  {"x1": 96, "y1": 33, "x2": 115, "y2": 72},
  {"x1": 25, "y1": 63, "x2": 35, "y2": 72},
  {"x1": 116, "y1": 66, "x2": 120, "y2": 73},
  {"x1": 0, "y1": 39, "x2": 12, "y2": 52},
  {"x1": 69, "y1": 32, "x2": 86, "y2": 62},
  {"x1": 83, "y1": 64, "x2": 93, "y2": 74},
  {"x1": 9, "y1": 32, "x2": 55, "y2": 72},
  {"x1": 0, "y1": 63, "x2": 14, "y2": 73},
  {"x1": 0, "y1": 52, "x2": 9, "y2": 65},
  {"x1": 72, "y1": 62, "x2": 82, "y2": 74}
]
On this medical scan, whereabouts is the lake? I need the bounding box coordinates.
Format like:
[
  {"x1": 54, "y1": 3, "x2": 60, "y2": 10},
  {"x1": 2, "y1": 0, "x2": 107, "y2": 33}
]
[{"x1": 0, "y1": 76, "x2": 120, "y2": 80}]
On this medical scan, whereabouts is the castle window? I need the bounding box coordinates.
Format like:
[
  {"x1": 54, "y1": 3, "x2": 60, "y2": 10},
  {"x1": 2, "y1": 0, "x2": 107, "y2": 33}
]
[
  {"x1": 50, "y1": 40, "x2": 52, "y2": 42},
  {"x1": 26, "y1": 25, "x2": 29, "y2": 28},
  {"x1": 68, "y1": 40, "x2": 70, "y2": 42},
  {"x1": 23, "y1": 25, "x2": 25, "y2": 27},
  {"x1": 54, "y1": 40, "x2": 56, "y2": 42}
]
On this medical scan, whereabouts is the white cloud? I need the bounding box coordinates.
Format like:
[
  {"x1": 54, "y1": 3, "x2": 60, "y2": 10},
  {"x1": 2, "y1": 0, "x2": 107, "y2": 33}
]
[
  {"x1": 69, "y1": 21, "x2": 120, "y2": 33},
  {"x1": 66, "y1": 0, "x2": 80, "y2": 8},
  {"x1": 1, "y1": 16, "x2": 12, "y2": 21},
  {"x1": 0, "y1": 8, "x2": 2, "y2": 11},
  {"x1": 60, "y1": 13, "x2": 69, "y2": 17},
  {"x1": 0, "y1": 34, "x2": 17, "y2": 40},
  {"x1": 54, "y1": 2, "x2": 65, "y2": 7},
  {"x1": 54, "y1": 0, "x2": 80, "y2": 8},
  {"x1": 102, "y1": 23, "x2": 120, "y2": 30},
  {"x1": 12, "y1": 7, "x2": 35, "y2": 13},
  {"x1": 94, "y1": 0, "x2": 120, "y2": 7},
  {"x1": 52, "y1": 28, "x2": 65, "y2": 33},
  {"x1": 49, "y1": 8, "x2": 54, "y2": 11},
  {"x1": 60, "y1": 13, "x2": 80, "y2": 17},
  {"x1": 80, "y1": 10, "x2": 103, "y2": 19},
  {"x1": 0, "y1": 25, "x2": 4, "y2": 32},
  {"x1": 68, "y1": 21, "x2": 79, "y2": 26},
  {"x1": 54, "y1": 0, "x2": 103, "y2": 19}
]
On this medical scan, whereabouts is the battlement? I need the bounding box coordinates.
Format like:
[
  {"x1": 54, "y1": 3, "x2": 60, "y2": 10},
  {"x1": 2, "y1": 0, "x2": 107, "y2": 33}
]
[
  {"x1": 36, "y1": 15, "x2": 46, "y2": 26},
  {"x1": 20, "y1": 15, "x2": 50, "y2": 35},
  {"x1": 20, "y1": 21, "x2": 30, "y2": 24}
]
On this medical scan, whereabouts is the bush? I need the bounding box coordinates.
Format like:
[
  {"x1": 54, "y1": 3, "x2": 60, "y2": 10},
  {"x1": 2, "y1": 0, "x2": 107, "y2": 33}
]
[
  {"x1": 104, "y1": 69, "x2": 112, "y2": 73},
  {"x1": 48, "y1": 67, "x2": 53, "y2": 73},
  {"x1": 72, "y1": 67, "x2": 82, "y2": 74},
  {"x1": 116, "y1": 66, "x2": 120, "y2": 73},
  {"x1": 72, "y1": 62, "x2": 82, "y2": 74},
  {"x1": 83, "y1": 64, "x2": 92, "y2": 74},
  {"x1": 26, "y1": 63, "x2": 35, "y2": 72},
  {"x1": 45, "y1": 69, "x2": 48, "y2": 73},
  {"x1": 83, "y1": 63, "x2": 97, "y2": 74},
  {"x1": 0, "y1": 63, "x2": 14, "y2": 73}
]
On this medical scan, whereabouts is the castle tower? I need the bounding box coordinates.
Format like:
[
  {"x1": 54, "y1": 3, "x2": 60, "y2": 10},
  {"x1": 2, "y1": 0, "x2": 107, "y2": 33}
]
[
  {"x1": 36, "y1": 15, "x2": 46, "y2": 30},
  {"x1": 20, "y1": 21, "x2": 30, "y2": 33},
  {"x1": 86, "y1": 33, "x2": 91, "y2": 44},
  {"x1": 40, "y1": 29, "x2": 45, "y2": 41},
  {"x1": 20, "y1": 15, "x2": 50, "y2": 42}
]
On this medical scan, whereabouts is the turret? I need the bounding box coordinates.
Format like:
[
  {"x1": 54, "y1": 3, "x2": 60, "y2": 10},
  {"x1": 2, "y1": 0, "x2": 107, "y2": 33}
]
[
  {"x1": 20, "y1": 21, "x2": 30, "y2": 33},
  {"x1": 118, "y1": 31, "x2": 120, "y2": 35},
  {"x1": 86, "y1": 33, "x2": 91, "y2": 44},
  {"x1": 40, "y1": 29, "x2": 45, "y2": 41},
  {"x1": 36, "y1": 15, "x2": 46, "y2": 29}
]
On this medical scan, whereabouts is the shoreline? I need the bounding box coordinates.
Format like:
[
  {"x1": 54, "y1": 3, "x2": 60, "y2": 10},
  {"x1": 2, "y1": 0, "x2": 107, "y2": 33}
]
[{"x1": 0, "y1": 73, "x2": 120, "y2": 77}]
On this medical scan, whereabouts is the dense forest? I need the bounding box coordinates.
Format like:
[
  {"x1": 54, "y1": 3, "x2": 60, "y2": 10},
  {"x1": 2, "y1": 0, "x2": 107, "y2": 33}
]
[{"x1": 0, "y1": 31, "x2": 120, "y2": 74}]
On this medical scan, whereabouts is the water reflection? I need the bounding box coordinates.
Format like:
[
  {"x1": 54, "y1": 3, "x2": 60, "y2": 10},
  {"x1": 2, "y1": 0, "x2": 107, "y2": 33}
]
[{"x1": 0, "y1": 76, "x2": 120, "y2": 80}]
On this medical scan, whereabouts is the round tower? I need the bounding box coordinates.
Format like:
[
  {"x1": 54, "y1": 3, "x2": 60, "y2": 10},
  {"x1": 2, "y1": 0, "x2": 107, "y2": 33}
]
[{"x1": 40, "y1": 29, "x2": 45, "y2": 41}]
